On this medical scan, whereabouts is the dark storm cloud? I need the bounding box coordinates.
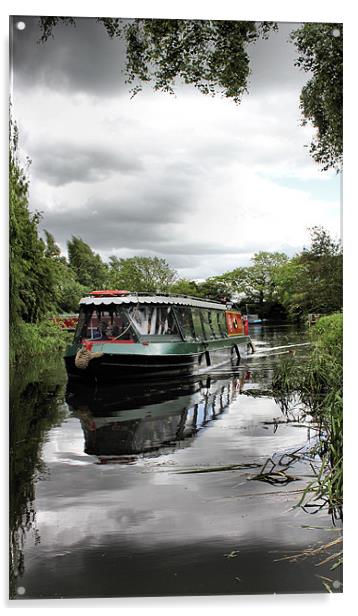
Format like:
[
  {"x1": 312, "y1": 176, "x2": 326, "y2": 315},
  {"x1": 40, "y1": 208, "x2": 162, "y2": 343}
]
[
  {"x1": 11, "y1": 15, "x2": 129, "y2": 97},
  {"x1": 30, "y1": 142, "x2": 143, "y2": 186}
]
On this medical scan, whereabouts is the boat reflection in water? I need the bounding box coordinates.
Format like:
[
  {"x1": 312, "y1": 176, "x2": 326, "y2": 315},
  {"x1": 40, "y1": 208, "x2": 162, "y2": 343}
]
[{"x1": 66, "y1": 374, "x2": 248, "y2": 464}]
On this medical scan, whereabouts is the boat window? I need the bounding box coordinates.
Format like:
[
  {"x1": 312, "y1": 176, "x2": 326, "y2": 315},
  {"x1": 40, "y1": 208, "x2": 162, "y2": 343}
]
[
  {"x1": 77, "y1": 305, "x2": 135, "y2": 341},
  {"x1": 127, "y1": 304, "x2": 180, "y2": 336},
  {"x1": 174, "y1": 306, "x2": 196, "y2": 341},
  {"x1": 201, "y1": 310, "x2": 218, "y2": 339},
  {"x1": 217, "y1": 311, "x2": 228, "y2": 336},
  {"x1": 191, "y1": 308, "x2": 205, "y2": 340},
  {"x1": 210, "y1": 311, "x2": 222, "y2": 337}
]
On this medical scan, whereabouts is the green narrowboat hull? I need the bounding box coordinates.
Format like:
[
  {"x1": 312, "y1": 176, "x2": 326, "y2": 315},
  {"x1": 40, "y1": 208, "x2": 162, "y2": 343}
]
[{"x1": 64, "y1": 335, "x2": 252, "y2": 381}]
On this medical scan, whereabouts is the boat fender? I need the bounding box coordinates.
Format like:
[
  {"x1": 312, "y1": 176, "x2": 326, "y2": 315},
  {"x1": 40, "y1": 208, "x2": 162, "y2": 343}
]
[{"x1": 75, "y1": 344, "x2": 104, "y2": 370}]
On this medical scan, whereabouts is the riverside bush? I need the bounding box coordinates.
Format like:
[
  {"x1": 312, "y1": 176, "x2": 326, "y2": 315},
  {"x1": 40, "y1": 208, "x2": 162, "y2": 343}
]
[{"x1": 10, "y1": 320, "x2": 68, "y2": 366}]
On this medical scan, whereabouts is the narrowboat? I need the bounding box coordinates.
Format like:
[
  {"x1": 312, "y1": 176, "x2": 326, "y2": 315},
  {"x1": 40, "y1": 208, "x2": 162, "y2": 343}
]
[{"x1": 64, "y1": 290, "x2": 254, "y2": 381}]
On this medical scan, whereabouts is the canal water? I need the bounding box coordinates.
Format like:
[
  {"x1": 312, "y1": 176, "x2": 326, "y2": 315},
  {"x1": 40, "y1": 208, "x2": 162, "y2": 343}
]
[{"x1": 9, "y1": 325, "x2": 342, "y2": 600}]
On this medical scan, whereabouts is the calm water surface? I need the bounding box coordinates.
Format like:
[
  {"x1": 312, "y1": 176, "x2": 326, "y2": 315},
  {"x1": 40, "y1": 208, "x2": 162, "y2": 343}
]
[{"x1": 9, "y1": 324, "x2": 342, "y2": 599}]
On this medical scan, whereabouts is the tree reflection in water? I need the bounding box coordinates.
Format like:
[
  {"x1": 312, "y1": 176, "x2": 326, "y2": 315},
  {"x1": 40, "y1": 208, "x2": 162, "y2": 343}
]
[{"x1": 9, "y1": 361, "x2": 67, "y2": 598}]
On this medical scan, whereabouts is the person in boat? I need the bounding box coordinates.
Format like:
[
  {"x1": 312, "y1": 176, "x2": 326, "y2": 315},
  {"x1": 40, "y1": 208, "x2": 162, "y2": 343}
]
[
  {"x1": 99, "y1": 318, "x2": 112, "y2": 339},
  {"x1": 98, "y1": 314, "x2": 133, "y2": 341}
]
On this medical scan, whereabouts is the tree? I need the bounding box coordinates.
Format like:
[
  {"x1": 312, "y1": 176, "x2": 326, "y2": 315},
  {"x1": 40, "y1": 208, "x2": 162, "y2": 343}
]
[
  {"x1": 196, "y1": 276, "x2": 232, "y2": 302},
  {"x1": 223, "y1": 252, "x2": 289, "y2": 316},
  {"x1": 273, "y1": 259, "x2": 308, "y2": 319},
  {"x1": 274, "y1": 227, "x2": 342, "y2": 317},
  {"x1": 108, "y1": 255, "x2": 177, "y2": 292},
  {"x1": 44, "y1": 230, "x2": 61, "y2": 259},
  {"x1": 9, "y1": 117, "x2": 58, "y2": 324},
  {"x1": 169, "y1": 278, "x2": 202, "y2": 297},
  {"x1": 303, "y1": 225, "x2": 342, "y2": 258},
  {"x1": 56, "y1": 276, "x2": 88, "y2": 313},
  {"x1": 67, "y1": 236, "x2": 108, "y2": 289},
  {"x1": 298, "y1": 226, "x2": 342, "y2": 313},
  {"x1": 291, "y1": 23, "x2": 343, "y2": 171},
  {"x1": 43, "y1": 231, "x2": 88, "y2": 312},
  {"x1": 39, "y1": 17, "x2": 277, "y2": 102}
]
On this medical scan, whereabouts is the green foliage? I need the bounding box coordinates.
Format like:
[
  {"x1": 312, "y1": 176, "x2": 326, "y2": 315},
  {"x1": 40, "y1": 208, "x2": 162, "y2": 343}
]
[
  {"x1": 274, "y1": 227, "x2": 342, "y2": 318},
  {"x1": 196, "y1": 276, "x2": 232, "y2": 302},
  {"x1": 169, "y1": 278, "x2": 202, "y2": 297},
  {"x1": 43, "y1": 231, "x2": 88, "y2": 312},
  {"x1": 309, "y1": 313, "x2": 343, "y2": 367},
  {"x1": 123, "y1": 19, "x2": 276, "y2": 101},
  {"x1": 291, "y1": 23, "x2": 343, "y2": 171},
  {"x1": 10, "y1": 320, "x2": 68, "y2": 366},
  {"x1": 9, "y1": 116, "x2": 59, "y2": 325},
  {"x1": 273, "y1": 259, "x2": 307, "y2": 319},
  {"x1": 241, "y1": 251, "x2": 288, "y2": 305},
  {"x1": 221, "y1": 252, "x2": 289, "y2": 316},
  {"x1": 272, "y1": 313, "x2": 343, "y2": 518},
  {"x1": 44, "y1": 230, "x2": 61, "y2": 258},
  {"x1": 57, "y1": 276, "x2": 88, "y2": 313},
  {"x1": 67, "y1": 236, "x2": 108, "y2": 288},
  {"x1": 108, "y1": 255, "x2": 177, "y2": 292}
]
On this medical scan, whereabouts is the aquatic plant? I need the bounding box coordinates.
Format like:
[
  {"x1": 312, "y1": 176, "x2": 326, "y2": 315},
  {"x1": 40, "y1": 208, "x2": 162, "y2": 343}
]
[{"x1": 272, "y1": 313, "x2": 343, "y2": 520}]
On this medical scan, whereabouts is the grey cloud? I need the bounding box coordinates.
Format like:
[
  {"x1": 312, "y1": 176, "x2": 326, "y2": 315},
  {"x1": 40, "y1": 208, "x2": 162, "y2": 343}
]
[
  {"x1": 31, "y1": 142, "x2": 142, "y2": 186},
  {"x1": 149, "y1": 241, "x2": 250, "y2": 256},
  {"x1": 39, "y1": 198, "x2": 254, "y2": 263},
  {"x1": 11, "y1": 16, "x2": 129, "y2": 97},
  {"x1": 40, "y1": 211, "x2": 168, "y2": 253},
  {"x1": 247, "y1": 22, "x2": 307, "y2": 95},
  {"x1": 38, "y1": 182, "x2": 192, "y2": 249}
]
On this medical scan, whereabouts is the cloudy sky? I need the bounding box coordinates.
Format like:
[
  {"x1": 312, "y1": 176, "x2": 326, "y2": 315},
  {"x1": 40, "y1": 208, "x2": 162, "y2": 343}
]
[{"x1": 10, "y1": 15, "x2": 341, "y2": 280}]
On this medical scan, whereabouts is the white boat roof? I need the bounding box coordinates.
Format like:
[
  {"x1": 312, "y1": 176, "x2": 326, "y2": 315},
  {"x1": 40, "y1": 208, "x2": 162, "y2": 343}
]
[{"x1": 79, "y1": 294, "x2": 227, "y2": 311}]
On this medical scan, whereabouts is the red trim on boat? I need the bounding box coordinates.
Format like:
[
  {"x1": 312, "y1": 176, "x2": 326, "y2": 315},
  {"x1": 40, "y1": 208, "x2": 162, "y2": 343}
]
[
  {"x1": 89, "y1": 290, "x2": 129, "y2": 297},
  {"x1": 83, "y1": 339, "x2": 135, "y2": 345}
]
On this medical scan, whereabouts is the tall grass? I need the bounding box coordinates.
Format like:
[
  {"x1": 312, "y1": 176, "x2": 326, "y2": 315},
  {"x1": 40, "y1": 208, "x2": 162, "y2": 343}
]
[{"x1": 272, "y1": 313, "x2": 343, "y2": 520}]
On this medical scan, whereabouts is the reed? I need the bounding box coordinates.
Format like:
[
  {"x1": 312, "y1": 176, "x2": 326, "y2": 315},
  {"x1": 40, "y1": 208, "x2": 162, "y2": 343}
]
[{"x1": 272, "y1": 313, "x2": 343, "y2": 520}]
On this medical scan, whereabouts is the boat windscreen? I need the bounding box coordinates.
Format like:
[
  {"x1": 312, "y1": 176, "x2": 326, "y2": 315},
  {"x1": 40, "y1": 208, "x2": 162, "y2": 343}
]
[
  {"x1": 127, "y1": 304, "x2": 180, "y2": 336},
  {"x1": 75, "y1": 305, "x2": 135, "y2": 341}
]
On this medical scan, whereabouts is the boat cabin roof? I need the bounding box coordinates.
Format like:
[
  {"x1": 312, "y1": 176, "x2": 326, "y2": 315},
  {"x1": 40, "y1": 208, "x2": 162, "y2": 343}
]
[{"x1": 80, "y1": 291, "x2": 227, "y2": 311}]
